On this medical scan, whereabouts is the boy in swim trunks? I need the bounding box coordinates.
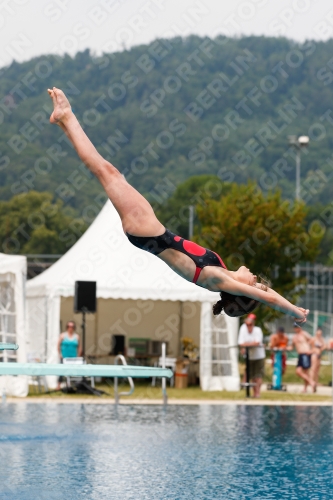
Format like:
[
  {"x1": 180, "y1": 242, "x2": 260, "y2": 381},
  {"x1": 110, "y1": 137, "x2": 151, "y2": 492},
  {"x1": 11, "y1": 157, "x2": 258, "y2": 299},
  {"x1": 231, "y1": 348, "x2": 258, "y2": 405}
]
[{"x1": 292, "y1": 324, "x2": 316, "y2": 393}]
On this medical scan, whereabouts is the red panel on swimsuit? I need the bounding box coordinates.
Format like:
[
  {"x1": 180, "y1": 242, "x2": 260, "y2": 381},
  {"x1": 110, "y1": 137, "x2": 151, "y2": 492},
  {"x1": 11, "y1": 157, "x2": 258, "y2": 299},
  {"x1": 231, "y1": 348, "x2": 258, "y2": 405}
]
[
  {"x1": 183, "y1": 240, "x2": 206, "y2": 256},
  {"x1": 193, "y1": 267, "x2": 202, "y2": 284}
]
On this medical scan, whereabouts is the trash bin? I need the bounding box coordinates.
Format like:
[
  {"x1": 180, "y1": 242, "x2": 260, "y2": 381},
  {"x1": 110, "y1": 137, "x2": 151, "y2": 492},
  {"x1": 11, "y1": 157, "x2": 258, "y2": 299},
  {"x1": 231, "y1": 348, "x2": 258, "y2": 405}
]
[
  {"x1": 175, "y1": 372, "x2": 188, "y2": 389},
  {"x1": 175, "y1": 359, "x2": 189, "y2": 389}
]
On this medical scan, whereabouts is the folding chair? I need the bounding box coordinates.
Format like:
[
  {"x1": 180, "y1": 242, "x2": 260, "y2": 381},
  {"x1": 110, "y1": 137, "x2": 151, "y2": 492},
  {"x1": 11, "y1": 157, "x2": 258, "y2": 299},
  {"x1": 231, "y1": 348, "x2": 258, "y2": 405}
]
[
  {"x1": 152, "y1": 357, "x2": 176, "y2": 387},
  {"x1": 62, "y1": 357, "x2": 95, "y2": 389}
]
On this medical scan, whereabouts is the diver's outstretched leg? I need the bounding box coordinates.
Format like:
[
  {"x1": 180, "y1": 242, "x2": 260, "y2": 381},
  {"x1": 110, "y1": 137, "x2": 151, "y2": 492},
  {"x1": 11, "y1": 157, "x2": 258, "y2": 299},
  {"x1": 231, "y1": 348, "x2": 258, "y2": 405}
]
[{"x1": 48, "y1": 87, "x2": 164, "y2": 237}]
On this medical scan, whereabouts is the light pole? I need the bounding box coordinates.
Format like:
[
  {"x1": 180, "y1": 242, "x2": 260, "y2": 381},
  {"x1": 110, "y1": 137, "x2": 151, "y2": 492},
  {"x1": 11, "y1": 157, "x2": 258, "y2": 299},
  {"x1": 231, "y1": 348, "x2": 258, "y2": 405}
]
[
  {"x1": 188, "y1": 205, "x2": 194, "y2": 239},
  {"x1": 288, "y1": 135, "x2": 310, "y2": 200}
]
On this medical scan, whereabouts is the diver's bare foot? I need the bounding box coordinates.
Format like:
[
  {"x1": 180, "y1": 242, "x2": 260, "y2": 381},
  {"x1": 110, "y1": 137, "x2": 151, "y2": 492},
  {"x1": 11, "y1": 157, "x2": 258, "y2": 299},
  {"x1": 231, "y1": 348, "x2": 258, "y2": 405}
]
[{"x1": 47, "y1": 87, "x2": 72, "y2": 125}]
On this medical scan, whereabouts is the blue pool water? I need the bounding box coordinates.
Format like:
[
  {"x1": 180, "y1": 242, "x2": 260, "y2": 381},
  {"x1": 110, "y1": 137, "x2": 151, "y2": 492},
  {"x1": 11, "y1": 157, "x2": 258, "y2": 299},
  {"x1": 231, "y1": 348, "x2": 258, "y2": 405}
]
[{"x1": 0, "y1": 403, "x2": 332, "y2": 500}]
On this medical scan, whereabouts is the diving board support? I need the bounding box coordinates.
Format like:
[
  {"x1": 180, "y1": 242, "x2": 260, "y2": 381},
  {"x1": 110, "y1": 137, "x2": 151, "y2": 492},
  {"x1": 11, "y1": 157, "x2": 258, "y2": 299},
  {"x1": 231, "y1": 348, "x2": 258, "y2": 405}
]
[{"x1": 114, "y1": 354, "x2": 135, "y2": 404}]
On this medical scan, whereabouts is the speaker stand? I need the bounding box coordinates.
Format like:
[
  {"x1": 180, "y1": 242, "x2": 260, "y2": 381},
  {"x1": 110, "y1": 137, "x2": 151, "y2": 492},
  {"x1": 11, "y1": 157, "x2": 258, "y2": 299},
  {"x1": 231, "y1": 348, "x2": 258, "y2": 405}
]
[
  {"x1": 81, "y1": 307, "x2": 87, "y2": 359},
  {"x1": 80, "y1": 308, "x2": 90, "y2": 390}
]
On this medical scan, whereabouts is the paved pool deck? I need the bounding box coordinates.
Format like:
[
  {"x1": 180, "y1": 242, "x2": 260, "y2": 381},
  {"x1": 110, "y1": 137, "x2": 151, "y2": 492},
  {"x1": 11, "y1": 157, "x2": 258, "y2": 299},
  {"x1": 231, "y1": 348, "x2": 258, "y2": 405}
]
[{"x1": 262, "y1": 383, "x2": 332, "y2": 396}]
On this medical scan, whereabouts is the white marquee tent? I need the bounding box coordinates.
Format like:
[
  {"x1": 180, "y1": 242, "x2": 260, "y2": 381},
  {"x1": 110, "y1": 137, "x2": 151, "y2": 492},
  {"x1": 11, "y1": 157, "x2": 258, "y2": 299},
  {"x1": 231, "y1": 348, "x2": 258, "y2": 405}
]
[
  {"x1": 0, "y1": 253, "x2": 27, "y2": 397},
  {"x1": 27, "y1": 201, "x2": 240, "y2": 391}
]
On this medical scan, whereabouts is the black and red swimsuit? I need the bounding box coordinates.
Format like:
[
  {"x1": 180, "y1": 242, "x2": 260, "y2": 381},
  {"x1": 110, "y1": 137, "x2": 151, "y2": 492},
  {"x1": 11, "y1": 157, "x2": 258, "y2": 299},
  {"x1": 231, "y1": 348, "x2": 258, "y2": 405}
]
[{"x1": 126, "y1": 228, "x2": 227, "y2": 284}]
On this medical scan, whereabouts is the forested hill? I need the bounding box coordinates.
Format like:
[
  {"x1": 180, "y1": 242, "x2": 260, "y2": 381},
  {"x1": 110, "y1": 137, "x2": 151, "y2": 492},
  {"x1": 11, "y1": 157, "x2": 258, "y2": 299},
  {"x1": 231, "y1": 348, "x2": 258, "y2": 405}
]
[{"x1": 1, "y1": 35, "x2": 333, "y2": 213}]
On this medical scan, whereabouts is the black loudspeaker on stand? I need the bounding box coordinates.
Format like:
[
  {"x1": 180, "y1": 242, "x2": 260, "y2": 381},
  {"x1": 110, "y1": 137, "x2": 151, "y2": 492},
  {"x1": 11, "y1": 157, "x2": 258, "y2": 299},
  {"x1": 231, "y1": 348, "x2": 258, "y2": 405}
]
[{"x1": 74, "y1": 281, "x2": 97, "y2": 357}]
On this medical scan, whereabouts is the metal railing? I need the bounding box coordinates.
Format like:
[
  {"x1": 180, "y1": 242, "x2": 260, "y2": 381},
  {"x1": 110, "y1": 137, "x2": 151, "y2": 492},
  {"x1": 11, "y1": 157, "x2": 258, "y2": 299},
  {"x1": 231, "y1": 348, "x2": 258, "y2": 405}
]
[
  {"x1": 297, "y1": 264, "x2": 333, "y2": 314},
  {"x1": 114, "y1": 354, "x2": 135, "y2": 404},
  {"x1": 114, "y1": 346, "x2": 168, "y2": 405}
]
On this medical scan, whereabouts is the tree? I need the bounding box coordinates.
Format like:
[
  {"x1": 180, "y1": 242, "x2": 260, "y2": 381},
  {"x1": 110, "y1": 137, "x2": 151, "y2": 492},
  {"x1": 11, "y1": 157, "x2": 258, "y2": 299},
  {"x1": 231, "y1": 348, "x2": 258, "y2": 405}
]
[
  {"x1": 0, "y1": 191, "x2": 87, "y2": 255},
  {"x1": 195, "y1": 182, "x2": 323, "y2": 326}
]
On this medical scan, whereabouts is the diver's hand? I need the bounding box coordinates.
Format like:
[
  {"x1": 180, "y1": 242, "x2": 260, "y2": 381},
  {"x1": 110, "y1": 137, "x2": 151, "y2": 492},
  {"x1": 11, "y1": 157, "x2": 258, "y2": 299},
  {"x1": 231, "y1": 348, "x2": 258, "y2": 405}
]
[{"x1": 293, "y1": 307, "x2": 309, "y2": 324}]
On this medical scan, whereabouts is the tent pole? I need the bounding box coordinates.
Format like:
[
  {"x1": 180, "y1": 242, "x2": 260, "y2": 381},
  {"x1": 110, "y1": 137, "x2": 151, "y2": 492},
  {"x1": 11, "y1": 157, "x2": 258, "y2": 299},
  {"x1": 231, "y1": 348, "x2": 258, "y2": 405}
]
[
  {"x1": 44, "y1": 296, "x2": 48, "y2": 363},
  {"x1": 94, "y1": 301, "x2": 98, "y2": 356},
  {"x1": 81, "y1": 308, "x2": 86, "y2": 359},
  {"x1": 179, "y1": 301, "x2": 183, "y2": 357}
]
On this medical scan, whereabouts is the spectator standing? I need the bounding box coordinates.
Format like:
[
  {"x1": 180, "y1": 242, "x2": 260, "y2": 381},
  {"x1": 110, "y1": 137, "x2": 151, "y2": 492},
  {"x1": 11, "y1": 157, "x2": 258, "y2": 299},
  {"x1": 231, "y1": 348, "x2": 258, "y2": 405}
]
[
  {"x1": 56, "y1": 321, "x2": 82, "y2": 391},
  {"x1": 310, "y1": 327, "x2": 326, "y2": 386},
  {"x1": 269, "y1": 326, "x2": 289, "y2": 375},
  {"x1": 238, "y1": 313, "x2": 266, "y2": 398},
  {"x1": 292, "y1": 324, "x2": 316, "y2": 393}
]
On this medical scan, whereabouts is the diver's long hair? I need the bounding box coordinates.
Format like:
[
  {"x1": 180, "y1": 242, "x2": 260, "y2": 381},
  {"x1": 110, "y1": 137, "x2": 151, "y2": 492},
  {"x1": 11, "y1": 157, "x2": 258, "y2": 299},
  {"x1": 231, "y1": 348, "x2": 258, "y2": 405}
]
[
  {"x1": 212, "y1": 278, "x2": 268, "y2": 317},
  {"x1": 212, "y1": 292, "x2": 258, "y2": 317}
]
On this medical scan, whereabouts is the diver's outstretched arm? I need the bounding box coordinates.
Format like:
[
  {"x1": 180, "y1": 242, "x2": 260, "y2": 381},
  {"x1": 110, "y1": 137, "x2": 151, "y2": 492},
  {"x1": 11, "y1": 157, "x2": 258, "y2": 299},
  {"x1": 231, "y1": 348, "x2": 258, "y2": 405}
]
[
  {"x1": 261, "y1": 285, "x2": 308, "y2": 322},
  {"x1": 219, "y1": 277, "x2": 308, "y2": 322},
  {"x1": 47, "y1": 87, "x2": 163, "y2": 236}
]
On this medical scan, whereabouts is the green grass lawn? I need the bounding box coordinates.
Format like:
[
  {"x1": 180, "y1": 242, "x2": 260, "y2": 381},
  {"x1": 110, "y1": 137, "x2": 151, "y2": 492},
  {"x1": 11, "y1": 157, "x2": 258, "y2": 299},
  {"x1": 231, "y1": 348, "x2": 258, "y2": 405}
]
[
  {"x1": 27, "y1": 377, "x2": 332, "y2": 402},
  {"x1": 26, "y1": 358, "x2": 333, "y2": 402}
]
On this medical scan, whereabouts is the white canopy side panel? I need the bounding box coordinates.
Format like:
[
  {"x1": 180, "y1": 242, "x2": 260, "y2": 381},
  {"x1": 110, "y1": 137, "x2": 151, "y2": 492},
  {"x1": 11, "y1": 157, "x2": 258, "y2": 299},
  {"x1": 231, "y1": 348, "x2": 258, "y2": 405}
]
[
  {"x1": 46, "y1": 293, "x2": 61, "y2": 389},
  {"x1": 26, "y1": 291, "x2": 60, "y2": 389},
  {"x1": 200, "y1": 302, "x2": 240, "y2": 392},
  {"x1": 200, "y1": 302, "x2": 212, "y2": 390},
  {"x1": 26, "y1": 292, "x2": 48, "y2": 361},
  {"x1": 0, "y1": 254, "x2": 28, "y2": 397},
  {"x1": 224, "y1": 314, "x2": 241, "y2": 390}
]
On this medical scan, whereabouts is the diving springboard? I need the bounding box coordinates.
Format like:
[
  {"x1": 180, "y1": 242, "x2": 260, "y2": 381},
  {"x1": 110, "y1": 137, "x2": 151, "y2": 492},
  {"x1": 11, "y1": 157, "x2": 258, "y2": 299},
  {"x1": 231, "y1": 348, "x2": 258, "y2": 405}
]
[
  {"x1": 0, "y1": 343, "x2": 19, "y2": 350},
  {"x1": 0, "y1": 363, "x2": 173, "y2": 379}
]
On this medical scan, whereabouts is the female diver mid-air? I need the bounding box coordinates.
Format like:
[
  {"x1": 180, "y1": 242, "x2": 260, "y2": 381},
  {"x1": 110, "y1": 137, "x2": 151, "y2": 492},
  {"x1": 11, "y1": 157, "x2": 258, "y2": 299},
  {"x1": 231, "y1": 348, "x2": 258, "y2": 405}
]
[{"x1": 48, "y1": 87, "x2": 309, "y2": 323}]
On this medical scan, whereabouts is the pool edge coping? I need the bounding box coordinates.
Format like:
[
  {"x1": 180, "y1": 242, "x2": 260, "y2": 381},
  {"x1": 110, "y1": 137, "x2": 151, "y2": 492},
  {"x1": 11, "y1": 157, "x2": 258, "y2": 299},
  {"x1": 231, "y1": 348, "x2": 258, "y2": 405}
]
[{"x1": 3, "y1": 398, "x2": 333, "y2": 406}]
